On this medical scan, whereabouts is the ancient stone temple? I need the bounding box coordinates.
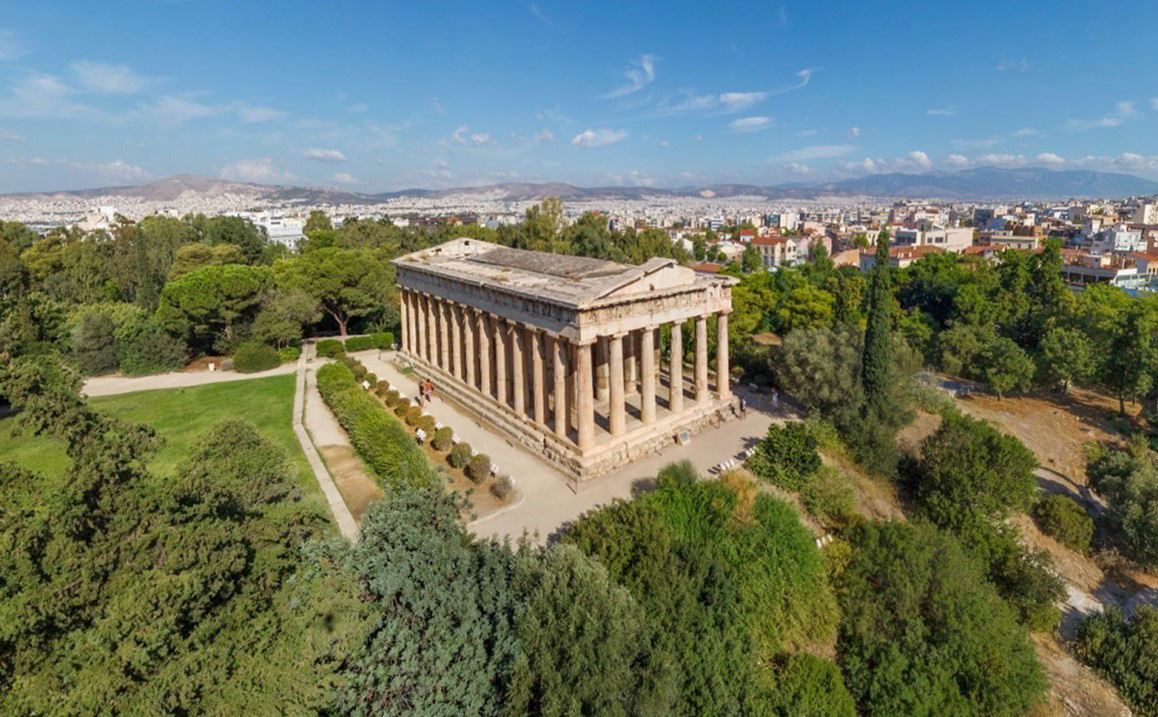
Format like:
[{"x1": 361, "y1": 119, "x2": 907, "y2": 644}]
[{"x1": 394, "y1": 238, "x2": 737, "y2": 483}]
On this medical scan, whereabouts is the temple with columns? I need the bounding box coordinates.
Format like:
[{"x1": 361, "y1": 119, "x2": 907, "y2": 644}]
[{"x1": 393, "y1": 238, "x2": 737, "y2": 483}]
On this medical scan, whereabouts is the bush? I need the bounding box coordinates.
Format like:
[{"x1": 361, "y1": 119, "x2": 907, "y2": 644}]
[
  {"x1": 416, "y1": 415, "x2": 436, "y2": 434},
  {"x1": 431, "y1": 426, "x2": 454, "y2": 451},
  {"x1": 72, "y1": 309, "x2": 119, "y2": 376},
  {"x1": 467, "y1": 454, "x2": 492, "y2": 483},
  {"x1": 314, "y1": 362, "x2": 438, "y2": 492},
  {"x1": 343, "y1": 335, "x2": 375, "y2": 351},
  {"x1": 404, "y1": 406, "x2": 423, "y2": 426},
  {"x1": 115, "y1": 317, "x2": 187, "y2": 376},
  {"x1": 384, "y1": 389, "x2": 400, "y2": 406},
  {"x1": 1076, "y1": 606, "x2": 1158, "y2": 716},
  {"x1": 746, "y1": 422, "x2": 821, "y2": 491},
  {"x1": 490, "y1": 475, "x2": 513, "y2": 500},
  {"x1": 449, "y1": 443, "x2": 472, "y2": 469},
  {"x1": 1086, "y1": 440, "x2": 1158, "y2": 565},
  {"x1": 394, "y1": 398, "x2": 410, "y2": 416},
  {"x1": 233, "y1": 342, "x2": 281, "y2": 373},
  {"x1": 371, "y1": 331, "x2": 395, "y2": 349},
  {"x1": 763, "y1": 654, "x2": 856, "y2": 717},
  {"x1": 316, "y1": 338, "x2": 344, "y2": 358},
  {"x1": 800, "y1": 466, "x2": 857, "y2": 530},
  {"x1": 277, "y1": 345, "x2": 301, "y2": 363},
  {"x1": 1035, "y1": 494, "x2": 1094, "y2": 554},
  {"x1": 374, "y1": 380, "x2": 390, "y2": 397}
]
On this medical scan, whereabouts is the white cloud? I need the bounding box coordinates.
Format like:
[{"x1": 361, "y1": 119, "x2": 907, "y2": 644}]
[
  {"x1": 0, "y1": 30, "x2": 23, "y2": 61},
  {"x1": 469, "y1": 132, "x2": 493, "y2": 146},
  {"x1": 607, "y1": 169, "x2": 655, "y2": 187},
  {"x1": 797, "y1": 129, "x2": 818, "y2": 137},
  {"x1": 776, "y1": 144, "x2": 855, "y2": 161},
  {"x1": 694, "y1": 135, "x2": 705, "y2": 142},
  {"x1": 944, "y1": 154, "x2": 970, "y2": 168},
  {"x1": 1036, "y1": 152, "x2": 1066, "y2": 166},
  {"x1": 975, "y1": 153, "x2": 1027, "y2": 166},
  {"x1": 1011, "y1": 127, "x2": 1040, "y2": 137},
  {"x1": 0, "y1": 128, "x2": 23, "y2": 141},
  {"x1": 846, "y1": 126, "x2": 860, "y2": 139},
  {"x1": 995, "y1": 58, "x2": 1029, "y2": 72},
  {"x1": 534, "y1": 128, "x2": 555, "y2": 143},
  {"x1": 1152, "y1": 97, "x2": 1158, "y2": 111},
  {"x1": 331, "y1": 172, "x2": 359, "y2": 184},
  {"x1": 220, "y1": 158, "x2": 295, "y2": 183},
  {"x1": 906, "y1": 150, "x2": 932, "y2": 169},
  {"x1": 0, "y1": 73, "x2": 93, "y2": 119},
  {"x1": 140, "y1": 95, "x2": 215, "y2": 125},
  {"x1": 718, "y1": 91, "x2": 768, "y2": 114},
  {"x1": 603, "y1": 54, "x2": 656, "y2": 98},
  {"x1": 451, "y1": 124, "x2": 470, "y2": 144},
  {"x1": 78, "y1": 159, "x2": 150, "y2": 182},
  {"x1": 529, "y1": 2, "x2": 551, "y2": 24},
  {"x1": 773, "y1": 68, "x2": 815, "y2": 95},
  {"x1": 571, "y1": 128, "x2": 628, "y2": 148},
  {"x1": 658, "y1": 140, "x2": 670, "y2": 148},
  {"x1": 70, "y1": 60, "x2": 147, "y2": 94},
  {"x1": 432, "y1": 97, "x2": 445, "y2": 114},
  {"x1": 952, "y1": 135, "x2": 1002, "y2": 149},
  {"x1": 785, "y1": 162, "x2": 812, "y2": 175},
  {"x1": 235, "y1": 103, "x2": 284, "y2": 122},
  {"x1": 1067, "y1": 100, "x2": 1138, "y2": 130},
  {"x1": 926, "y1": 105, "x2": 956, "y2": 116},
  {"x1": 730, "y1": 116, "x2": 772, "y2": 133},
  {"x1": 301, "y1": 147, "x2": 347, "y2": 162},
  {"x1": 349, "y1": 102, "x2": 368, "y2": 114}
]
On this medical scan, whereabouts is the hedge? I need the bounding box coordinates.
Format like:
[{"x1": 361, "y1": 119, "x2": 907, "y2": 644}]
[
  {"x1": 234, "y1": 342, "x2": 281, "y2": 374},
  {"x1": 316, "y1": 339, "x2": 344, "y2": 358},
  {"x1": 344, "y1": 332, "x2": 394, "y2": 351},
  {"x1": 278, "y1": 345, "x2": 301, "y2": 363},
  {"x1": 315, "y1": 362, "x2": 438, "y2": 493}
]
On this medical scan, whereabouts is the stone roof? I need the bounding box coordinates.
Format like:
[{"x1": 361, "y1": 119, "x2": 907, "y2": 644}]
[{"x1": 394, "y1": 238, "x2": 732, "y2": 309}]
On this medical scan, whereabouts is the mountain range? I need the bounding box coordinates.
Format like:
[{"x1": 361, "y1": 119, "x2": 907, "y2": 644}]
[{"x1": 5, "y1": 167, "x2": 1157, "y2": 204}]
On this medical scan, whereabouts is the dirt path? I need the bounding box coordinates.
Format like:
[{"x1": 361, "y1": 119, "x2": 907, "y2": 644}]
[{"x1": 83, "y1": 363, "x2": 297, "y2": 397}]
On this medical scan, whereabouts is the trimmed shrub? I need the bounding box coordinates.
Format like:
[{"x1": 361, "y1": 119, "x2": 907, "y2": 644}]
[
  {"x1": 316, "y1": 338, "x2": 344, "y2": 358},
  {"x1": 416, "y1": 415, "x2": 436, "y2": 434},
  {"x1": 314, "y1": 362, "x2": 437, "y2": 492},
  {"x1": 746, "y1": 422, "x2": 821, "y2": 491},
  {"x1": 1034, "y1": 494, "x2": 1094, "y2": 554},
  {"x1": 431, "y1": 426, "x2": 454, "y2": 451},
  {"x1": 374, "y1": 380, "x2": 390, "y2": 397},
  {"x1": 468, "y1": 454, "x2": 492, "y2": 483},
  {"x1": 364, "y1": 372, "x2": 377, "y2": 386},
  {"x1": 277, "y1": 345, "x2": 301, "y2": 363},
  {"x1": 233, "y1": 342, "x2": 281, "y2": 373},
  {"x1": 404, "y1": 405, "x2": 423, "y2": 426},
  {"x1": 371, "y1": 331, "x2": 394, "y2": 349},
  {"x1": 384, "y1": 389, "x2": 400, "y2": 406},
  {"x1": 394, "y1": 398, "x2": 410, "y2": 417},
  {"x1": 449, "y1": 443, "x2": 472, "y2": 469},
  {"x1": 800, "y1": 466, "x2": 858, "y2": 530},
  {"x1": 343, "y1": 334, "x2": 375, "y2": 351},
  {"x1": 490, "y1": 475, "x2": 513, "y2": 500}
]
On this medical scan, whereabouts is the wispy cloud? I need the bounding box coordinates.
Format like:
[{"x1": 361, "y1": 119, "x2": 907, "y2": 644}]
[
  {"x1": 952, "y1": 135, "x2": 1002, "y2": 149},
  {"x1": 301, "y1": 147, "x2": 347, "y2": 162},
  {"x1": 571, "y1": 128, "x2": 628, "y2": 148},
  {"x1": 778, "y1": 5, "x2": 788, "y2": 26},
  {"x1": 432, "y1": 97, "x2": 445, "y2": 114},
  {"x1": 1152, "y1": 97, "x2": 1158, "y2": 111},
  {"x1": 1067, "y1": 100, "x2": 1138, "y2": 130},
  {"x1": 0, "y1": 128, "x2": 23, "y2": 141},
  {"x1": 76, "y1": 159, "x2": 150, "y2": 182},
  {"x1": 655, "y1": 90, "x2": 767, "y2": 116},
  {"x1": 926, "y1": 105, "x2": 956, "y2": 116},
  {"x1": 1036, "y1": 152, "x2": 1065, "y2": 166},
  {"x1": 331, "y1": 172, "x2": 359, "y2": 184},
  {"x1": 0, "y1": 30, "x2": 23, "y2": 61},
  {"x1": 534, "y1": 128, "x2": 555, "y2": 143},
  {"x1": 529, "y1": 2, "x2": 551, "y2": 24},
  {"x1": 944, "y1": 154, "x2": 970, "y2": 168},
  {"x1": 220, "y1": 158, "x2": 295, "y2": 183},
  {"x1": 771, "y1": 68, "x2": 815, "y2": 95},
  {"x1": 845, "y1": 126, "x2": 860, "y2": 139},
  {"x1": 70, "y1": 60, "x2": 148, "y2": 94},
  {"x1": 137, "y1": 95, "x2": 215, "y2": 125},
  {"x1": 730, "y1": 116, "x2": 772, "y2": 133},
  {"x1": 602, "y1": 54, "x2": 656, "y2": 99},
  {"x1": 786, "y1": 162, "x2": 812, "y2": 175},
  {"x1": 1010, "y1": 127, "x2": 1040, "y2": 137},
  {"x1": 234, "y1": 103, "x2": 284, "y2": 123},
  {"x1": 995, "y1": 58, "x2": 1029, "y2": 72},
  {"x1": 775, "y1": 144, "x2": 855, "y2": 161},
  {"x1": 0, "y1": 73, "x2": 96, "y2": 119}
]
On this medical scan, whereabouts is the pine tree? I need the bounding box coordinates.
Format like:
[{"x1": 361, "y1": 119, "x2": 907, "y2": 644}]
[{"x1": 861, "y1": 230, "x2": 892, "y2": 421}]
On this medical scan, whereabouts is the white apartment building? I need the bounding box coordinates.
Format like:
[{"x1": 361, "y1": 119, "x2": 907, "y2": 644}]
[
  {"x1": 892, "y1": 225, "x2": 973, "y2": 252},
  {"x1": 1133, "y1": 203, "x2": 1157, "y2": 225},
  {"x1": 1089, "y1": 224, "x2": 1144, "y2": 254}
]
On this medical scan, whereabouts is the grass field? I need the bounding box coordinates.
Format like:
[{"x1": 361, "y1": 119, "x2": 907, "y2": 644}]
[{"x1": 0, "y1": 375, "x2": 329, "y2": 522}]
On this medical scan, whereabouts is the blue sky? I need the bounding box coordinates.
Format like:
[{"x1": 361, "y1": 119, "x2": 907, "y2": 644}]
[{"x1": 0, "y1": 0, "x2": 1156, "y2": 193}]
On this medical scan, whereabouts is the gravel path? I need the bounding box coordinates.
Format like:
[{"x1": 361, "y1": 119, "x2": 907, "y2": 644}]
[{"x1": 83, "y1": 363, "x2": 297, "y2": 397}]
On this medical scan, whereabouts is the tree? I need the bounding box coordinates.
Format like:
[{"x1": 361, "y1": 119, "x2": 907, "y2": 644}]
[
  {"x1": 861, "y1": 230, "x2": 893, "y2": 422},
  {"x1": 72, "y1": 309, "x2": 119, "y2": 375},
  {"x1": 303, "y1": 209, "x2": 333, "y2": 234},
  {"x1": 273, "y1": 248, "x2": 389, "y2": 336},
  {"x1": 251, "y1": 288, "x2": 322, "y2": 348},
  {"x1": 168, "y1": 242, "x2": 246, "y2": 278},
  {"x1": 1040, "y1": 326, "x2": 1095, "y2": 394},
  {"x1": 201, "y1": 215, "x2": 270, "y2": 264},
  {"x1": 837, "y1": 521, "x2": 1048, "y2": 716},
  {"x1": 777, "y1": 326, "x2": 864, "y2": 429},
  {"x1": 776, "y1": 285, "x2": 834, "y2": 332},
  {"x1": 979, "y1": 335, "x2": 1035, "y2": 398},
  {"x1": 741, "y1": 244, "x2": 762, "y2": 273},
  {"x1": 1104, "y1": 302, "x2": 1155, "y2": 414},
  {"x1": 1086, "y1": 439, "x2": 1158, "y2": 565},
  {"x1": 1076, "y1": 606, "x2": 1158, "y2": 716},
  {"x1": 156, "y1": 263, "x2": 272, "y2": 352}
]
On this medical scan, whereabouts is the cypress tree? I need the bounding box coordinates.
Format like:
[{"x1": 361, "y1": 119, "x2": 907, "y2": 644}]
[{"x1": 861, "y1": 230, "x2": 892, "y2": 420}]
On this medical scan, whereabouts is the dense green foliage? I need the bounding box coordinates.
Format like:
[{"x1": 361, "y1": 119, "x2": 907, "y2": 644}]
[
  {"x1": 316, "y1": 338, "x2": 345, "y2": 357},
  {"x1": 233, "y1": 340, "x2": 281, "y2": 373},
  {"x1": 316, "y1": 362, "x2": 438, "y2": 493},
  {"x1": 836, "y1": 521, "x2": 1048, "y2": 716},
  {"x1": 1087, "y1": 438, "x2": 1158, "y2": 565},
  {"x1": 1034, "y1": 493, "x2": 1094, "y2": 553},
  {"x1": 1076, "y1": 606, "x2": 1158, "y2": 716},
  {"x1": 746, "y1": 421, "x2": 822, "y2": 490},
  {"x1": 861, "y1": 231, "x2": 894, "y2": 422}
]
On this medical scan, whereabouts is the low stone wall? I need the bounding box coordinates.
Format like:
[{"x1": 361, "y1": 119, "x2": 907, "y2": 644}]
[{"x1": 397, "y1": 353, "x2": 735, "y2": 487}]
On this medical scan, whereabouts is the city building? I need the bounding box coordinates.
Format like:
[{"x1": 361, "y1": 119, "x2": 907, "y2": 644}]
[
  {"x1": 394, "y1": 238, "x2": 737, "y2": 484},
  {"x1": 891, "y1": 225, "x2": 973, "y2": 252}
]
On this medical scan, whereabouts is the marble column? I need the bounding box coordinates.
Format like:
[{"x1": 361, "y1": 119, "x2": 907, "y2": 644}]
[
  {"x1": 436, "y1": 299, "x2": 450, "y2": 370},
  {"x1": 640, "y1": 326, "x2": 656, "y2": 424},
  {"x1": 608, "y1": 333, "x2": 626, "y2": 437},
  {"x1": 623, "y1": 329, "x2": 636, "y2": 393},
  {"x1": 450, "y1": 303, "x2": 463, "y2": 379},
  {"x1": 510, "y1": 324, "x2": 525, "y2": 416},
  {"x1": 399, "y1": 290, "x2": 410, "y2": 354},
  {"x1": 464, "y1": 307, "x2": 476, "y2": 388},
  {"x1": 595, "y1": 337, "x2": 610, "y2": 403},
  {"x1": 416, "y1": 293, "x2": 428, "y2": 361},
  {"x1": 531, "y1": 329, "x2": 546, "y2": 425},
  {"x1": 494, "y1": 316, "x2": 508, "y2": 406},
  {"x1": 552, "y1": 335, "x2": 567, "y2": 438},
  {"x1": 716, "y1": 311, "x2": 731, "y2": 401},
  {"x1": 477, "y1": 312, "x2": 492, "y2": 397},
  {"x1": 425, "y1": 295, "x2": 438, "y2": 364},
  {"x1": 576, "y1": 340, "x2": 595, "y2": 450},
  {"x1": 669, "y1": 321, "x2": 684, "y2": 414},
  {"x1": 695, "y1": 314, "x2": 709, "y2": 402}
]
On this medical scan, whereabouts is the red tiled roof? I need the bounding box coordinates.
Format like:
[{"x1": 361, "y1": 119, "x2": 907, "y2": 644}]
[{"x1": 689, "y1": 262, "x2": 723, "y2": 273}]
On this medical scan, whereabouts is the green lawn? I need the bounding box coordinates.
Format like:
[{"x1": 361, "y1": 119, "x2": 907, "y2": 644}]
[{"x1": 0, "y1": 375, "x2": 329, "y2": 522}]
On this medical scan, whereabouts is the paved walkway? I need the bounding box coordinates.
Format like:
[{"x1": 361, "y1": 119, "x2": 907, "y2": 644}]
[
  {"x1": 356, "y1": 350, "x2": 790, "y2": 543},
  {"x1": 83, "y1": 363, "x2": 297, "y2": 397},
  {"x1": 293, "y1": 345, "x2": 359, "y2": 539}
]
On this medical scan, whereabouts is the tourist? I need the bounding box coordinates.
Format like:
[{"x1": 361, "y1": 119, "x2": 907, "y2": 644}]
[
  {"x1": 738, "y1": 395, "x2": 747, "y2": 419},
  {"x1": 771, "y1": 390, "x2": 780, "y2": 409}
]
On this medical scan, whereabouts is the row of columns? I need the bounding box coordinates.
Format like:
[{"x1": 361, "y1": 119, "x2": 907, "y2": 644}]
[{"x1": 400, "y1": 288, "x2": 730, "y2": 451}]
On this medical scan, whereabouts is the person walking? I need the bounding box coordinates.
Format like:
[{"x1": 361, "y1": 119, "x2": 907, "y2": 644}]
[
  {"x1": 771, "y1": 390, "x2": 780, "y2": 410},
  {"x1": 738, "y1": 395, "x2": 748, "y2": 419}
]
